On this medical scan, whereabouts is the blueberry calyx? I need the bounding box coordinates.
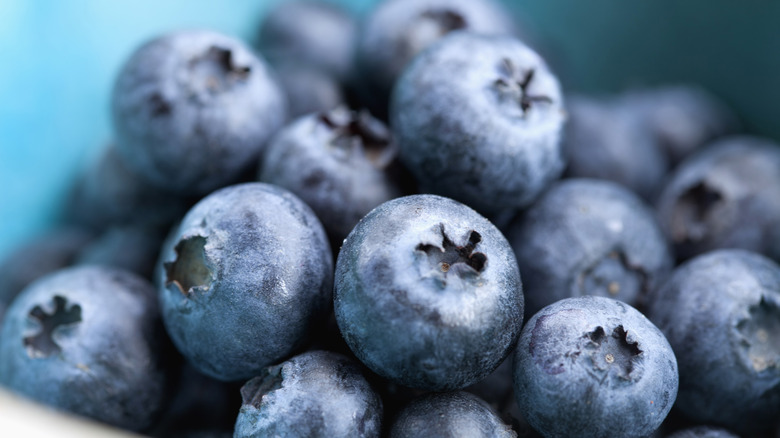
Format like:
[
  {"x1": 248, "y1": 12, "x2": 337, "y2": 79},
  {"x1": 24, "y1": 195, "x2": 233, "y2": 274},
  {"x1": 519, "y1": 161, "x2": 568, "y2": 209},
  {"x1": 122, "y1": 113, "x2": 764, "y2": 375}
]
[
  {"x1": 670, "y1": 181, "x2": 724, "y2": 243},
  {"x1": 23, "y1": 295, "x2": 82, "y2": 359},
  {"x1": 419, "y1": 9, "x2": 467, "y2": 34},
  {"x1": 163, "y1": 235, "x2": 213, "y2": 296},
  {"x1": 403, "y1": 9, "x2": 468, "y2": 57},
  {"x1": 318, "y1": 110, "x2": 394, "y2": 167},
  {"x1": 582, "y1": 325, "x2": 643, "y2": 383},
  {"x1": 189, "y1": 46, "x2": 251, "y2": 95},
  {"x1": 416, "y1": 224, "x2": 487, "y2": 283},
  {"x1": 737, "y1": 296, "x2": 780, "y2": 373},
  {"x1": 240, "y1": 365, "x2": 284, "y2": 409},
  {"x1": 494, "y1": 58, "x2": 553, "y2": 116},
  {"x1": 577, "y1": 251, "x2": 649, "y2": 299},
  {"x1": 148, "y1": 92, "x2": 172, "y2": 117}
]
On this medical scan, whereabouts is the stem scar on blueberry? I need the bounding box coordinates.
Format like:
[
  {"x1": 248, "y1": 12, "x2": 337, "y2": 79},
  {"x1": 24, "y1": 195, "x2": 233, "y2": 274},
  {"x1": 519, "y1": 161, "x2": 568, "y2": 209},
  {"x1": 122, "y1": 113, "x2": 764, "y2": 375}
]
[
  {"x1": 420, "y1": 9, "x2": 467, "y2": 33},
  {"x1": 189, "y1": 46, "x2": 251, "y2": 93},
  {"x1": 670, "y1": 181, "x2": 723, "y2": 243},
  {"x1": 318, "y1": 110, "x2": 394, "y2": 167},
  {"x1": 241, "y1": 365, "x2": 284, "y2": 408},
  {"x1": 494, "y1": 58, "x2": 553, "y2": 116},
  {"x1": 737, "y1": 296, "x2": 780, "y2": 373},
  {"x1": 148, "y1": 92, "x2": 171, "y2": 117},
  {"x1": 582, "y1": 325, "x2": 643, "y2": 382},
  {"x1": 23, "y1": 295, "x2": 82, "y2": 359},
  {"x1": 416, "y1": 224, "x2": 487, "y2": 280},
  {"x1": 164, "y1": 235, "x2": 213, "y2": 296}
]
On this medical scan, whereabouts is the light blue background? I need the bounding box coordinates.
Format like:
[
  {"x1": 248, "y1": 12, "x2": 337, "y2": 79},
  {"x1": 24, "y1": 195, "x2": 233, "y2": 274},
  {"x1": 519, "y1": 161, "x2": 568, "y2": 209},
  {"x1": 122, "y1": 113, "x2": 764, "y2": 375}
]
[{"x1": 1, "y1": 0, "x2": 779, "y2": 258}]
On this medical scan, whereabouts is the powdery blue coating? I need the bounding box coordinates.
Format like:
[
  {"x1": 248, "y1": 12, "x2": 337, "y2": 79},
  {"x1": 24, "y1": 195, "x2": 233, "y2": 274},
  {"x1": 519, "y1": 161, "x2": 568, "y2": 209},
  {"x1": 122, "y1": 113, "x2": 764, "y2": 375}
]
[
  {"x1": 616, "y1": 84, "x2": 739, "y2": 165},
  {"x1": 273, "y1": 63, "x2": 344, "y2": 120},
  {"x1": 75, "y1": 225, "x2": 166, "y2": 280},
  {"x1": 514, "y1": 296, "x2": 678, "y2": 438},
  {"x1": 391, "y1": 32, "x2": 565, "y2": 215},
  {"x1": 646, "y1": 250, "x2": 780, "y2": 434},
  {"x1": 112, "y1": 30, "x2": 287, "y2": 195},
  {"x1": 259, "y1": 107, "x2": 402, "y2": 242},
  {"x1": 656, "y1": 136, "x2": 780, "y2": 262},
  {"x1": 563, "y1": 96, "x2": 667, "y2": 201},
  {"x1": 335, "y1": 194, "x2": 524, "y2": 391},
  {"x1": 234, "y1": 350, "x2": 383, "y2": 438},
  {"x1": 666, "y1": 426, "x2": 739, "y2": 438},
  {"x1": 388, "y1": 391, "x2": 515, "y2": 438},
  {"x1": 357, "y1": 0, "x2": 515, "y2": 109},
  {"x1": 156, "y1": 183, "x2": 333, "y2": 382},
  {"x1": 258, "y1": 1, "x2": 357, "y2": 81},
  {"x1": 507, "y1": 179, "x2": 673, "y2": 319},
  {"x1": 0, "y1": 266, "x2": 167, "y2": 431}
]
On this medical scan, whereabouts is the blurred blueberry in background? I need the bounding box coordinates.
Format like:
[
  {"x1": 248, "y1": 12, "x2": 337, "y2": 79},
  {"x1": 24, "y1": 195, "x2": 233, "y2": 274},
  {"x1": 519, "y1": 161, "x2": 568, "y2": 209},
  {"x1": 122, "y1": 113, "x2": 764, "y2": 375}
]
[{"x1": 1, "y1": 0, "x2": 779, "y2": 259}]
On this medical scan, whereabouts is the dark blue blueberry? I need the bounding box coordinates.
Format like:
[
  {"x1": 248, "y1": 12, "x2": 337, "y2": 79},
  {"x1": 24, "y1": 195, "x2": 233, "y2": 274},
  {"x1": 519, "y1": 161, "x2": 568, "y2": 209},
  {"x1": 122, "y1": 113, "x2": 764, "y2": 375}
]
[
  {"x1": 665, "y1": 426, "x2": 739, "y2": 438},
  {"x1": 334, "y1": 194, "x2": 524, "y2": 391},
  {"x1": 656, "y1": 136, "x2": 780, "y2": 262},
  {"x1": 356, "y1": 0, "x2": 515, "y2": 117},
  {"x1": 617, "y1": 85, "x2": 739, "y2": 166},
  {"x1": 75, "y1": 225, "x2": 167, "y2": 280},
  {"x1": 391, "y1": 32, "x2": 565, "y2": 216},
  {"x1": 157, "y1": 183, "x2": 333, "y2": 382},
  {"x1": 67, "y1": 145, "x2": 192, "y2": 230},
  {"x1": 258, "y1": 106, "x2": 402, "y2": 243},
  {"x1": 507, "y1": 179, "x2": 673, "y2": 319},
  {"x1": 0, "y1": 227, "x2": 94, "y2": 322},
  {"x1": 272, "y1": 62, "x2": 345, "y2": 120},
  {"x1": 0, "y1": 266, "x2": 168, "y2": 431},
  {"x1": 234, "y1": 350, "x2": 382, "y2": 438},
  {"x1": 258, "y1": 0, "x2": 356, "y2": 81},
  {"x1": 646, "y1": 249, "x2": 780, "y2": 434},
  {"x1": 112, "y1": 30, "x2": 287, "y2": 195},
  {"x1": 388, "y1": 391, "x2": 514, "y2": 438},
  {"x1": 562, "y1": 95, "x2": 667, "y2": 201},
  {"x1": 514, "y1": 296, "x2": 678, "y2": 438}
]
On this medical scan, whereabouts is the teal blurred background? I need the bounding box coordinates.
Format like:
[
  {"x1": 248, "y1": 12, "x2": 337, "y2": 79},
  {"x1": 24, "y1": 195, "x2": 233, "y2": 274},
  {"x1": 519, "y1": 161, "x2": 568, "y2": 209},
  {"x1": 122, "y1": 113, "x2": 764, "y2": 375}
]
[{"x1": 1, "y1": 0, "x2": 779, "y2": 258}]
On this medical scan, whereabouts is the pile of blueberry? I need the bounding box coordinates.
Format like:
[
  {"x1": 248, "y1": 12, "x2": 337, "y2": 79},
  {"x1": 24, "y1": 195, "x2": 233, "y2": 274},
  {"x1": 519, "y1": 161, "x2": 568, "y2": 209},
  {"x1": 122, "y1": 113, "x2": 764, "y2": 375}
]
[{"x1": 2, "y1": 1, "x2": 780, "y2": 437}]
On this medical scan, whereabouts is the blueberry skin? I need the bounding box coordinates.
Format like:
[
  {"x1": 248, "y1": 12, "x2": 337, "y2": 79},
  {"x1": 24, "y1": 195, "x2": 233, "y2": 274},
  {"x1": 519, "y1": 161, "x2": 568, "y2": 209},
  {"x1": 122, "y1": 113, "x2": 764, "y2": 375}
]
[
  {"x1": 334, "y1": 194, "x2": 524, "y2": 391},
  {"x1": 391, "y1": 32, "x2": 565, "y2": 215},
  {"x1": 67, "y1": 145, "x2": 192, "y2": 230},
  {"x1": 0, "y1": 227, "x2": 94, "y2": 322},
  {"x1": 563, "y1": 95, "x2": 667, "y2": 201},
  {"x1": 258, "y1": 1, "x2": 356, "y2": 81},
  {"x1": 617, "y1": 85, "x2": 739, "y2": 166},
  {"x1": 507, "y1": 179, "x2": 673, "y2": 319},
  {"x1": 234, "y1": 350, "x2": 383, "y2": 438},
  {"x1": 112, "y1": 30, "x2": 287, "y2": 195},
  {"x1": 0, "y1": 266, "x2": 168, "y2": 431},
  {"x1": 258, "y1": 106, "x2": 402, "y2": 243},
  {"x1": 157, "y1": 183, "x2": 333, "y2": 382},
  {"x1": 656, "y1": 136, "x2": 780, "y2": 262},
  {"x1": 645, "y1": 250, "x2": 780, "y2": 433},
  {"x1": 389, "y1": 391, "x2": 515, "y2": 438},
  {"x1": 272, "y1": 62, "x2": 344, "y2": 120},
  {"x1": 357, "y1": 0, "x2": 515, "y2": 115},
  {"x1": 514, "y1": 296, "x2": 678, "y2": 438},
  {"x1": 665, "y1": 427, "x2": 739, "y2": 438}
]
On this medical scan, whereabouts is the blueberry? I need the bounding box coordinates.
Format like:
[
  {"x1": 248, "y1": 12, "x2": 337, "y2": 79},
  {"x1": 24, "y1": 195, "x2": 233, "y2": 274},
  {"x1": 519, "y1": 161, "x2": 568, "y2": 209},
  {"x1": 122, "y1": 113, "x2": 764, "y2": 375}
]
[
  {"x1": 388, "y1": 391, "x2": 515, "y2": 438},
  {"x1": 0, "y1": 227, "x2": 94, "y2": 322},
  {"x1": 507, "y1": 179, "x2": 672, "y2": 319},
  {"x1": 656, "y1": 136, "x2": 780, "y2": 262},
  {"x1": 156, "y1": 183, "x2": 333, "y2": 381},
  {"x1": 258, "y1": 106, "x2": 402, "y2": 243},
  {"x1": 258, "y1": 0, "x2": 356, "y2": 81},
  {"x1": 67, "y1": 144, "x2": 192, "y2": 230},
  {"x1": 391, "y1": 32, "x2": 565, "y2": 216},
  {"x1": 234, "y1": 350, "x2": 382, "y2": 438},
  {"x1": 617, "y1": 84, "x2": 739, "y2": 166},
  {"x1": 75, "y1": 225, "x2": 166, "y2": 280},
  {"x1": 356, "y1": 0, "x2": 515, "y2": 116},
  {"x1": 665, "y1": 426, "x2": 739, "y2": 438},
  {"x1": 514, "y1": 296, "x2": 678, "y2": 438},
  {"x1": 112, "y1": 30, "x2": 287, "y2": 195},
  {"x1": 645, "y1": 249, "x2": 780, "y2": 434},
  {"x1": 562, "y1": 95, "x2": 667, "y2": 201},
  {"x1": 334, "y1": 194, "x2": 524, "y2": 391},
  {"x1": 0, "y1": 266, "x2": 168, "y2": 431},
  {"x1": 272, "y1": 62, "x2": 345, "y2": 120}
]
